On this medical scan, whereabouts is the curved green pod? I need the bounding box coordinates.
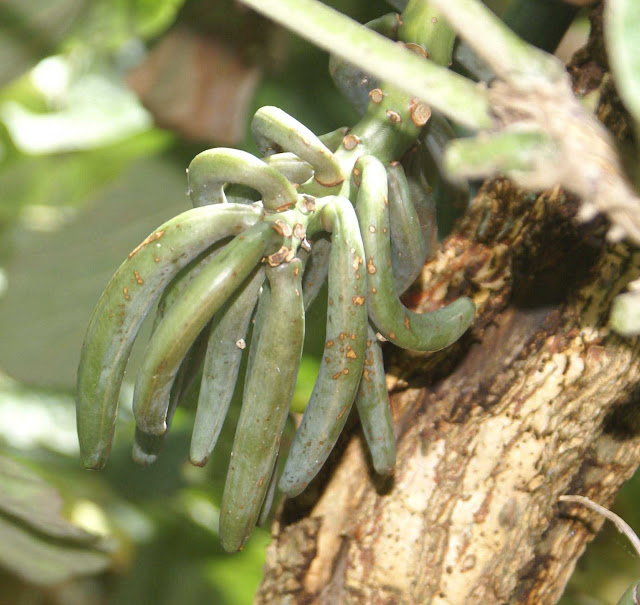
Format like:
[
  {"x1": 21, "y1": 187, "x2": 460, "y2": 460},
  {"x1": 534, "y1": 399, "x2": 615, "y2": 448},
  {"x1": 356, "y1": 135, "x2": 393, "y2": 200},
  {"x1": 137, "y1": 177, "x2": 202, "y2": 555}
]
[
  {"x1": 252, "y1": 106, "x2": 344, "y2": 187},
  {"x1": 132, "y1": 330, "x2": 208, "y2": 465},
  {"x1": 220, "y1": 259, "x2": 305, "y2": 553},
  {"x1": 187, "y1": 147, "x2": 298, "y2": 210},
  {"x1": 189, "y1": 267, "x2": 266, "y2": 466},
  {"x1": 132, "y1": 246, "x2": 226, "y2": 464},
  {"x1": 76, "y1": 203, "x2": 262, "y2": 470},
  {"x1": 355, "y1": 154, "x2": 475, "y2": 352},
  {"x1": 355, "y1": 324, "x2": 395, "y2": 475},
  {"x1": 264, "y1": 152, "x2": 314, "y2": 187},
  {"x1": 132, "y1": 223, "x2": 279, "y2": 436},
  {"x1": 257, "y1": 452, "x2": 279, "y2": 527},
  {"x1": 279, "y1": 197, "x2": 367, "y2": 498},
  {"x1": 318, "y1": 126, "x2": 350, "y2": 152},
  {"x1": 387, "y1": 161, "x2": 429, "y2": 294},
  {"x1": 301, "y1": 234, "x2": 330, "y2": 311},
  {"x1": 261, "y1": 125, "x2": 352, "y2": 186}
]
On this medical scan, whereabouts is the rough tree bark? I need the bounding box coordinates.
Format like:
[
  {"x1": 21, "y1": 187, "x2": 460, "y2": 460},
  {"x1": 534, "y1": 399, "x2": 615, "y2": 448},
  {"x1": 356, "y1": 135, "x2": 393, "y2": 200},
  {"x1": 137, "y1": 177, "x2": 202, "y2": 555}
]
[{"x1": 256, "y1": 6, "x2": 640, "y2": 604}]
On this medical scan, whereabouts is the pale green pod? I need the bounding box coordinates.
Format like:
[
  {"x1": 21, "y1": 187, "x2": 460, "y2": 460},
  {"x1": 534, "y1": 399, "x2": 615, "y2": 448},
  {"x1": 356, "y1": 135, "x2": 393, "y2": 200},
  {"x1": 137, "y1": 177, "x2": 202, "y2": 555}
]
[
  {"x1": 264, "y1": 152, "x2": 314, "y2": 186},
  {"x1": 189, "y1": 267, "x2": 266, "y2": 466},
  {"x1": 252, "y1": 106, "x2": 344, "y2": 187},
  {"x1": 133, "y1": 223, "x2": 279, "y2": 436},
  {"x1": 279, "y1": 198, "x2": 367, "y2": 497},
  {"x1": 260, "y1": 127, "x2": 347, "y2": 186},
  {"x1": 355, "y1": 324, "x2": 395, "y2": 475},
  {"x1": 132, "y1": 329, "x2": 208, "y2": 465},
  {"x1": 220, "y1": 259, "x2": 305, "y2": 552},
  {"x1": 132, "y1": 245, "x2": 226, "y2": 464},
  {"x1": 76, "y1": 203, "x2": 262, "y2": 469},
  {"x1": 355, "y1": 154, "x2": 475, "y2": 352},
  {"x1": 187, "y1": 147, "x2": 298, "y2": 210},
  {"x1": 302, "y1": 234, "x2": 331, "y2": 311},
  {"x1": 257, "y1": 452, "x2": 279, "y2": 527},
  {"x1": 387, "y1": 161, "x2": 428, "y2": 294},
  {"x1": 318, "y1": 126, "x2": 350, "y2": 152}
]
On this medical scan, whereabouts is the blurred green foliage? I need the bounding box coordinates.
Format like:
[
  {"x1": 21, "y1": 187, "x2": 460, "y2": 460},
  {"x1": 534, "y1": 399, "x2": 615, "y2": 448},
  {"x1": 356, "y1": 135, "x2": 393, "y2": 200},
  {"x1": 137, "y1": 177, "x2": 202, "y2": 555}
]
[{"x1": 0, "y1": 1, "x2": 638, "y2": 604}]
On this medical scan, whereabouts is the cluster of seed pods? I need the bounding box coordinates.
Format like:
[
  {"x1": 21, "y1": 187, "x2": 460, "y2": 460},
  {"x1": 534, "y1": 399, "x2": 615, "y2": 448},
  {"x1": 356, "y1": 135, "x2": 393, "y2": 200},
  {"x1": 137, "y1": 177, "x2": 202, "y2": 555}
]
[{"x1": 76, "y1": 8, "x2": 475, "y2": 552}]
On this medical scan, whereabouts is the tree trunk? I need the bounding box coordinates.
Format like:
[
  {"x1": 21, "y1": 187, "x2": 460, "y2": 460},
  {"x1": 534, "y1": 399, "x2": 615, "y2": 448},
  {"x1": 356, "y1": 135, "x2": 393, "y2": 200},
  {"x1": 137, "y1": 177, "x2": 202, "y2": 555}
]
[{"x1": 256, "y1": 6, "x2": 640, "y2": 603}]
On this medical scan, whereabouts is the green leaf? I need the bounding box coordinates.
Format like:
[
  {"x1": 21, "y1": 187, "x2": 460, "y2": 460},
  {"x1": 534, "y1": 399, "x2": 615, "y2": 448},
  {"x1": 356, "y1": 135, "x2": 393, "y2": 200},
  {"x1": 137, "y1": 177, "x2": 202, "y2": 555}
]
[{"x1": 0, "y1": 454, "x2": 111, "y2": 585}]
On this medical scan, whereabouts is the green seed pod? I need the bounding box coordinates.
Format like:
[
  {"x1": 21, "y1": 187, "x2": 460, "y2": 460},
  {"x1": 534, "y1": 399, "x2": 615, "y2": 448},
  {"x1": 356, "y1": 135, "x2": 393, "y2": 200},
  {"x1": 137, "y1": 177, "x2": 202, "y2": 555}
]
[
  {"x1": 189, "y1": 267, "x2": 266, "y2": 466},
  {"x1": 76, "y1": 203, "x2": 262, "y2": 469},
  {"x1": 220, "y1": 258, "x2": 305, "y2": 552},
  {"x1": 302, "y1": 234, "x2": 331, "y2": 311},
  {"x1": 279, "y1": 197, "x2": 367, "y2": 497},
  {"x1": 387, "y1": 161, "x2": 428, "y2": 294},
  {"x1": 188, "y1": 147, "x2": 298, "y2": 210},
  {"x1": 133, "y1": 223, "x2": 279, "y2": 436},
  {"x1": 252, "y1": 106, "x2": 344, "y2": 187},
  {"x1": 355, "y1": 324, "x2": 395, "y2": 475},
  {"x1": 132, "y1": 329, "x2": 208, "y2": 465},
  {"x1": 257, "y1": 452, "x2": 279, "y2": 527},
  {"x1": 355, "y1": 154, "x2": 475, "y2": 352}
]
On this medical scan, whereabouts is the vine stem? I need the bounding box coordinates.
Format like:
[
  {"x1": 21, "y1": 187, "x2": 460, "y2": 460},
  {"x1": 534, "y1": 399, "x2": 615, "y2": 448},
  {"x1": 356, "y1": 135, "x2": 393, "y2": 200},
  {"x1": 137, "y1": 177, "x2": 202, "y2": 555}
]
[{"x1": 237, "y1": 0, "x2": 492, "y2": 131}]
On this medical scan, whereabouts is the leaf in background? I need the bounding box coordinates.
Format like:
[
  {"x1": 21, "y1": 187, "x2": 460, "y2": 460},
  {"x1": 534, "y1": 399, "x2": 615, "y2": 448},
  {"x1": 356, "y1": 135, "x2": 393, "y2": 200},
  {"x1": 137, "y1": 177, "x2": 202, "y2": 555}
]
[
  {"x1": 0, "y1": 0, "x2": 88, "y2": 87},
  {"x1": 605, "y1": 0, "x2": 640, "y2": 130},
  {"x1": 0, "y1": 147, "x2": 190, "y2": 388},
  {"x1": 0, "y1": 454, "x2": 112, "y2": 585}
]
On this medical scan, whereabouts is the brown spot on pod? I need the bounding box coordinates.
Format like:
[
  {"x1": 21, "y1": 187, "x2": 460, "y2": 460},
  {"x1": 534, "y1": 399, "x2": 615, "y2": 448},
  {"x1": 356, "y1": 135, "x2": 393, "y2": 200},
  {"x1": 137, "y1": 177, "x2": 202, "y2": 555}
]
[
  {"x1": 258, "y1": 476, "x2": 265, "y2": 488},
  {"x1": 369, "y1": 225, "x2": 376, "y2": 233},
  {"x1": 123, "y1": 287, "x2": 130, "y2": 300},
  {"x1": 342, "y1": 133, "x2": 361, "y2": 150},
  {"x1": 284, "y1": 248, "x2": 296, "y2": 263},
  {"x1": 134, "y1": 270, "x2": 144, "y2": 284},
  {"x1": 369, "y1": 88, "x2": 385, "y2": 104},
  {"x1": 336, "y1": 406, "x2": 347, "y2": 420},
  {"x1": 299, "y1": 195, "x2": 316, "y2": 214},
  {"x1": 346, "y1": 346, "x2": 357, "y2": 359},
  {"x1": 394, "y1": 13, "x2": 403, "y2": 26},
  {"x1": 293, "y1": 223, "x2": 306, "y2": 240},
  {"x1": 404, "y1": 316, "x2": 411, "y2": 330},
  {"x1": 272, "y1": 219, "x2": 293, "y2": 238},
  {"x1": 367, "y1": 258, "x2": 377, "y2": 274},
  {"x1": 405, "y1": 42, "x2": 428, "y2": 59},
  {"x1": 128, "y1": 230, "x2": 166, "y2": 258},
  {"x1": 352, "y1": 296, "x2": 365, "y2": 306},
  {"x1": 386, "y1": 110, "x2": 402, "y2": 124},
  {"x1": 332, "y1": 371, "x2": 342, "y2": 380},
  {"x1": 325, "y1": 340, "x2": 335, "y2": 348},
  {"x1": 339, "y1": 333, "x2": 347, "y2": 341},
  {"x1": 293, "y1": 266, "x2": 299, "y2": 276},
  {"x1": 409, "y1": 99, "x2": 432, "y2": 127},
  {"x1": 267, "y1": 246, "x2": 289, "y2": 266}
]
